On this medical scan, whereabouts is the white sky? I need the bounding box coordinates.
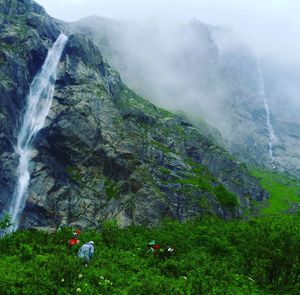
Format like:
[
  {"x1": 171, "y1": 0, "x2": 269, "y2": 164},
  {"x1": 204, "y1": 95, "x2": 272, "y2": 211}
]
[{"x1": 36, "y1": 0, "x2": 300, "y2": 62}]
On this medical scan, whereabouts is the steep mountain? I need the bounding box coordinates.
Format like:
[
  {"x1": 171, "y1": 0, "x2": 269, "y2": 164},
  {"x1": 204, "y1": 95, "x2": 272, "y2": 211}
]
[
  {"x1": 0, "y1": 0, "x2": 267, "y2": 230},
  {"x1": 262, "y1": 62, "x2": 300, "y2": 175},
  {"x1": 72, "y1": 16, "x2": 300, "y2": 177},
  {"x1": 213, "y1": 27, "x2": 300, "y2": 176},
  {"x1": 211, "y1": 27, "x2": 271, "y2": 168},
  {"x1": 69, "y1": 17, "x2": 226, "y2": 144}
]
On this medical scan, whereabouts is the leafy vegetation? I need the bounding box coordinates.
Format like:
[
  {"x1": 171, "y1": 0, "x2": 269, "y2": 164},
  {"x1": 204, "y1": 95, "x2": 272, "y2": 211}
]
[
  {"x1": 251, "y1": 168, "x2": 300, "y2": 215},
  {"x1": 1, "y1": 215, "x2": 299, "y2": 294},
  {"x1": 214, "y1": 184, "x2": 239, "y2": 210},
  {"x1": 0, "y1": 213, "x2": 13, "y2": 230}
]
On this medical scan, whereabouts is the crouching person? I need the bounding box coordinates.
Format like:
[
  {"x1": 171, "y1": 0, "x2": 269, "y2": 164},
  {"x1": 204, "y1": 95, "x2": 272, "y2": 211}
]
[{"x1": 77, "y1": 241, "x2": 94, "y2": 266}]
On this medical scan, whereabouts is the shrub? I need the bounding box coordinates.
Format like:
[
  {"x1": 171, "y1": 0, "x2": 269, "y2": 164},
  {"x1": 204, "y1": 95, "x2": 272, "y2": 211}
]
[
  {"x1": 0, "y1": 213, "x2": 13, "y2": 230},
  {"x1": 0, "y1": 215, "x2": 299, "y2": 294},
  {"x1": 214, "y1": 184, "x2": 239, "y2": 210},
  {"x1": 101, "y1": 219, "x2": 120, "y2": 247}
]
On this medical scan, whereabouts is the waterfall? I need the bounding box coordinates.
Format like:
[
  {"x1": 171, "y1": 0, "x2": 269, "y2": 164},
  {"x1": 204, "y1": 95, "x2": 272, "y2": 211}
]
[
  {"x1": 257, "y1": 61, "x2": 276, "y2": 169},
  {"x1": 8, "y1": 34, "x2": 68, "y2": 232}
]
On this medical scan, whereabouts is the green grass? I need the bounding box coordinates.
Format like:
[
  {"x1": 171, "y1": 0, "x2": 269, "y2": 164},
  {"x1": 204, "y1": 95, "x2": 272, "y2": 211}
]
[
  {"x1": 250, "y1": 168, "x2": 300, "y2": 215},
  {"x1": 1, "y1": 216, "x2": 300, "y2": 294}
]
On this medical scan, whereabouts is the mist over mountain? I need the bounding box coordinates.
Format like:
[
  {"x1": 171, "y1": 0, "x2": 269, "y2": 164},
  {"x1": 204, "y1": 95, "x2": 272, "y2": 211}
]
[{"x1": 70, "y1": 16, "x2": 300, "y2": 176}]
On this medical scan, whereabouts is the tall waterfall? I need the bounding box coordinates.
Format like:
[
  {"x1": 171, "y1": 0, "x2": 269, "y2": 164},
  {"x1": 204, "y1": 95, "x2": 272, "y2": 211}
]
[
  {"x1": 257, "y1": 61, "x2": 276, "y2": 169},
  {"x1": 8, "y1": 34, "x2": 68, "y2": 232}
]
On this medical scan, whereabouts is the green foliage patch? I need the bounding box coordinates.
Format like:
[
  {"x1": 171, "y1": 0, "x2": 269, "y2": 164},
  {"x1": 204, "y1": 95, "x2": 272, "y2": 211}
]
[
  {"x1": 0, "y1": 213, "x2": 13, "y2": 230},
  {"x1": 214, "y1": 184, "x2": 239, "y2": 210},
  {"x1": 1, "y1": 216, "x2": 299, "y2": 294},
  {"x1": 251, "y1": 168, "x2": 300, "y2": 215}
]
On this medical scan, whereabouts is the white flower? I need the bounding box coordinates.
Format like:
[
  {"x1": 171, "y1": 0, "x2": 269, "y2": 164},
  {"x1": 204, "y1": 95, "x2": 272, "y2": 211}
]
[
  {"x1": 76, "y1": 288, "x2": 81, "y2": 292},
  {"x1": 100, "y1": 276, "x2": 104, "y2": 280},
  {"x1": 61, "y1": 279, "x2": 65, "y2": 282},
  {"x1": 78, "y1": 274, "x2": 83, "y2": 279}
]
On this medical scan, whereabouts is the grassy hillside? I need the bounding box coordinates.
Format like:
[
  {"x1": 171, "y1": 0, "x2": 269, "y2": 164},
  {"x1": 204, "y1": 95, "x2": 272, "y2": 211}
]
[
  {"x1": 251, "y1": 168, "x2": 300, "y2": 215},
  {"x1": 0, "y1": 215, "x2": 299, "y2": 294}
]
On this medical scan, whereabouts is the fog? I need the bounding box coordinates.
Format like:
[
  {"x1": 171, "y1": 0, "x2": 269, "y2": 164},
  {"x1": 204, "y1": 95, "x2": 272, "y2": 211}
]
[
  {"x1": 35, "y1": 0, "x2": 300, "y2": 172},
  {"x1": 35, "y1": 0, "x2": 300, "y2": 115},
  {"x1": 36, "y1": 0, "x2": 300, "y2": 65},
  {"x1": 36, "y1": 0, "x2": 300, "y2": 119}
]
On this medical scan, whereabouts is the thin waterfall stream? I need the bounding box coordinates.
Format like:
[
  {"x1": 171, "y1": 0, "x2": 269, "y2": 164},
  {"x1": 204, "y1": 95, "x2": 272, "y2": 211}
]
[
  {"x1": 8, "y1": 34, "x2": 68, "y2": 232},
  {"x1": 257, "y1": 61, "x2": 276, "y2": 169}
]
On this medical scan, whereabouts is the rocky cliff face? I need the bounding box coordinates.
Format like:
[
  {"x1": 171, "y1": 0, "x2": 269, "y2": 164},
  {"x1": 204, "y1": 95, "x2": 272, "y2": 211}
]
[
  {"x1": 213, "y1": 27, "x2": 300, "y2": 176},
  {"x1": 261, "y1": 62, "x2": 300, "y2": 176},
  {"x1": 0, "y1": 0, "x2": 268, "y2": 229},
  {"x1": 211, "y1": 28, "x2": 271, "y2": 168}
]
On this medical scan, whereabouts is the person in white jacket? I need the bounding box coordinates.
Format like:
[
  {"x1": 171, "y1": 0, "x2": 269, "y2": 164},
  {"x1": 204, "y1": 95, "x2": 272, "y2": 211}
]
[{"x1": 77, "y1": 241, "x2": 94, "y2": 265}]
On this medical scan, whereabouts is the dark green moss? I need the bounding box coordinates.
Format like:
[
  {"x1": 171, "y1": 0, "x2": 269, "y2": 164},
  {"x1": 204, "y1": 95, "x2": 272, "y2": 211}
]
[{"x1": 214, "y1": 185, "x2": 239, "y2": 210}]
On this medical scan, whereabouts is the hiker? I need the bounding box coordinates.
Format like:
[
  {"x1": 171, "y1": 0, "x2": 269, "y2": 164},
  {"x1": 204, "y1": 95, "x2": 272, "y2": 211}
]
[
  {"x1": 165, "y1": 245, "x2": 174, "y2": 257},
  {"x1": 77, "y1": 241, "x2": 94, "y2": 265},
  {"x1": 68, "y1": 232, "x2": 80, "y2": 249},
  {"x1": 147, "y1": 240, "x2": 161, "y2": 257},
  {"x1": 158, "y1": 245, "x2": 175, "y2": 259}
]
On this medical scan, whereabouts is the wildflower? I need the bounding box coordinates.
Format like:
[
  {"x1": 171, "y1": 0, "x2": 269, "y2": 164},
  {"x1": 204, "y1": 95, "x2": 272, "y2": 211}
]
[
  {"x1": 76, "y1": 288, "x2": 81, "y2": 292},
  {"x1": 78, "y1": 274, "x2": 83, "y2": 279},
  {"x1": 100, "y1": 276, "x2": 104, "y2": 280},
  {"x1": 61, "y1": 279, "x2": 65, "y2": 282}
]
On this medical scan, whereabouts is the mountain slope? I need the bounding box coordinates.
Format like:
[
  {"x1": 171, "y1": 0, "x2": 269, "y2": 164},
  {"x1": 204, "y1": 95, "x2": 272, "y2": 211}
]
[
  {"x1": 72, "y1": 16, "x2": 300, "y2": 178},
  {"x1": 0, "y1": 0, "x2": 267, "y2": 229}
]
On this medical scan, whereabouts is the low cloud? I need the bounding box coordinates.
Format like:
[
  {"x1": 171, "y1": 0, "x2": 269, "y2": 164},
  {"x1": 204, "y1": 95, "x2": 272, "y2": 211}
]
[{"x1": 36, "y1": 0, "x2": 300, "y2": 65}]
